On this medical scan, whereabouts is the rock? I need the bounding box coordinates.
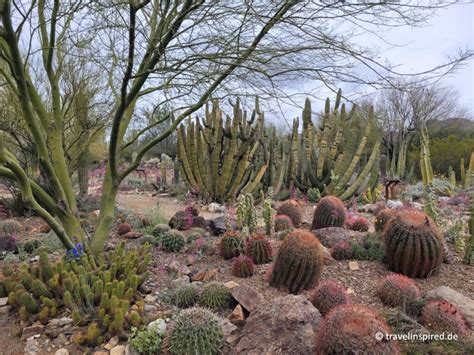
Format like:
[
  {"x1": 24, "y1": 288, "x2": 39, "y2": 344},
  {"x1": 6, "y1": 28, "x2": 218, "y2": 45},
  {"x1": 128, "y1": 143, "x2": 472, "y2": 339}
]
[
  {"x1": 147, "y1": 318, "x2": 167, "y2": 336},
  {"x1": 108, "y1": 336, "x2": 120, "y2": 348},
  {"x1": 224, "y1": 281, "x2": 240, "y2": 290},
  {"x1": 24, "y1": 338, "x2": 39, "y2": 354},
  {"x1": 144, "y1": 294, "x2": 157, "y2": 303},
  {"x1": 191, "y1": 268, "x2": 218, "y2": 282},
  {"x1": 110, "y1": 345, "x2": 126, "y2": 355},
  {"x1": 48, "y1": 317, "x2": 73, "y2": 327},
  {"x1": 122, "y1": 231, "x2": 144, "y2": 239},
  {"x1": 321, "y1": 246, "x2": 336, "y2": 264},
  {"x1": 231, "y1": 285, "x2": 264, "y2": 313},
  {"x1": 425, "y1": 286, "x2": 474, "y2": 329},
  {"x1": 229, "y1": 305, "x2": 245, "y2": 325},
  {"x1": 0, "y1": 305, "x2": 11, "y2": 315},
  {"x1": 233, "y1": 294, "x2": 322, "y2": 354},
  {"x1": 53, "y1": 334, "x2": 68, "y2": 347},
  {"x1": 170, "y1": 275, "x2": 190, "y2": 289},
  {"x1": 348, "y1": 261, "x2": 359, "y2": 270},
  {"x1": 311, "y1": 227, "x2": 365, "y2": 248},
  {"x1": 218, "y1": 317, "x2": 238, "y2": 344},
  {"x1": 21, "y1": 324, "x2": 45, "y2": 340},
  {"x1": 209, "y1": 216, "x2": 237, "y2": 236},
  {"x1": 54, "y1": 349, "x2": 69, "y2": 355},
  {"x1": 144, "y1": 304, "x2": 157, "y2": 312},
  {"x1": 39, "y1": 223, "x2": 51, "y2": 233},
  {"x1": 411, "y1": 202, "x2": 423, "y2": 210},
  {"x1": 358, "y1": 204, "x2": 376, "y2": 213},
  {"x1": 0, "y1": 297, "x2": 8, "y2": 306},
  {"x1": 186, "y1": 255, "x2": 196, "y2": 266},
  {"x1": 207, "y1": 203, "x2": 226, "y2": 213},
  {"x1": 387, "y1": 199, "x2": 403, "y2": 209},
  {"x1": 93, "y1": 352, "x2": 109, "y2": 355}
]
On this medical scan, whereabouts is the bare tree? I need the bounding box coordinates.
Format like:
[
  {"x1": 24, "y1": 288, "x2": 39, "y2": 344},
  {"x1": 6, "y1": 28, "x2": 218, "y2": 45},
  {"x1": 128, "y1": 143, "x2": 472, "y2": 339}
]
[{"x1": 0, "y1": 1, "x2": 471, "y2": 254}]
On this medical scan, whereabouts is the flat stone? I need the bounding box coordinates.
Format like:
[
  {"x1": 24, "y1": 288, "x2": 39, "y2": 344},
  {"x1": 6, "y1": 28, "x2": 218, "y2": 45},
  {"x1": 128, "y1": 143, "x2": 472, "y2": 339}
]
[
  {"x1": 108, "y1": 335, "x2": 120, "y2": 347},
  {"x1": 144, "y1": 294, "x2": 157, "y2": 303},
  {"x1": 224, "y1": 281, "x2": 239, "y2": 290},
  {"x1": 191, "y1": 268, "x2": 218, "y2": 282},
  {"x1": 425, "y1": 286, "x2": 474, "y2": 330},
  {"x1": 144, "y1": 304, "x2": 157, "y2": 312},
  {"x1": 348, "y1": 261, "x2": 359, "y2": 270},
  {"x1": 123, "y1": 231, "x2": 143, "y2": 239},
  {"x1": 93, "y1": 352, "x2": 109, "y2": 355},
  {"x1": 21, "y1": 324, "x2": 45, "y2": 340},
  {"x1": 231, "y1": 285, "x2": 264, "y2": 313},
  {"x1": 0, "y1": 305, "x2": 11, "y2": 315},
  {"x1": 54, "y1": 349, "x2": 69, "y2": 355},
  {"x1": 229, "y1": 304, "x2": 245, "y2": 325},
  {"x1": 0, "y1": 297, "x2": 8, "y2": 306},
  {"x1": 110, "y1": 345, "x2": 126, "y2": 355}
]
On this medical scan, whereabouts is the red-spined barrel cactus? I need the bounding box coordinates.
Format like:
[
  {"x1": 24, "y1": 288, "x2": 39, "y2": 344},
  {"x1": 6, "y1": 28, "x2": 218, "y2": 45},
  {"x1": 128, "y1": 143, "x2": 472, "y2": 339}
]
[
  {"x1": 383, "y1": 210, "x2": 443, "y2": 278},
  {"x1": 376, "y1": 273, "x2": 421, "y2": 308},
  {"x1": 311, "y1": 196, "x2": 347, "y2": 230},
  {"x1": 347, "y1": 217, "x2": 370, "y2": 232},
  {"x1": 219, "y1": 230, "x2": 244, "y2": 260},
  {"x1": 331, "y1": 240, "x2": 353, "y2": 261},
  {"x1": 269, "y1": 229, "x2": 323, "y2": 294},
  {"x1": 276, "y1": 199, "x2": 304, "y2": 227},
  {"x1": 315, "y1": 304, "x2": 400, "y2": 355},
  {"x1": 231, "y1": 255, "x2": 254, "y2": 278},
  {"x1": 421, "y1": 300, "x2": 468, "y2": 336},
  {"x1": 310, "y1": 279, "x2": 350, "y2": 317},
  {"x1": 374, "y1": 208, "x2": 396, "y2": 232},
  {"x1": 244, "y1": 234, "x2": 272, "y2": 264},
  {"x1": 274, "y1": 214, "x2": 294, "y2": 232}
]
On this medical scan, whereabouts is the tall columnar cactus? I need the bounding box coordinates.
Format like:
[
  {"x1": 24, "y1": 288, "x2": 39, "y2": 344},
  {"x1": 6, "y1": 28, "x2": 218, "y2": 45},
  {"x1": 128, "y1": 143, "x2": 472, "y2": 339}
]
[
  {"x1": 448, "y1": 166, "x2": 456, "y2": 186},
  {"x1": 420, "y1": 123, "x2": 434, "y2": 187},
  {"x1": 269, "y1": 229, "x2": 324, "y2": 294},
  {"x1": 311, "y1": 195, "x2": 347, "y2": 230},
  {"x1": 383, "y1": 210, "x2": 443, "y2": 278},
  {"x1": 236, "y1": 193, "x2": 257, "y2": 236},
  {"x1": 460, "y1": 157, "x2": 466, "y2": 187},
  {"x1": 262, "y1": 193, "x2": 275, "y2": 235},
  {"x1": 315, "y1": 304, "x2": 400, "y2": 354},
  {"x1": 292, "y1": 90, "x2": 381, "y2": 200},
  {"x1": 421, "y1": 301, "x2": 468, "y2": 336},
  {"x1": 177, "y1": 98, "x2": 268, "y2": 203},
  {"x1": 276, "y1": 199, "x2": 304, "y2": 227},
  {"x1": 309, "y1": 279, "x2": 351, "y2": 317},
  {"x1": 465, "y1": 170, "x2": 474, "y2": 265}
]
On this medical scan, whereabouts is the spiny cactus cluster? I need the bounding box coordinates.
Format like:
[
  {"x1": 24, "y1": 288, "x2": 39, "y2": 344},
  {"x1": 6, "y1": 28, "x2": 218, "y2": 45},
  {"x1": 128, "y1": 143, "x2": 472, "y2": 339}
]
[
  {"x1": 307, "y1": 188, "x2": 321, "y2": 203},
  {"x1": 0, "y1": 219, "x2": 21, "y2": 236},
  {"x1": 309, "y1": 279, "x2": 351, "y2": 317},
  {"x1": 315, "y1": 304, "x2": 400, "y2": 355},
  {"x1": 311, "y1": 195, "x2": 347, "y2": 230},
  {"x1": 231, "y1": 255, "x2": 254, "y2": 278},
  {"x1": 274, "y1": 214, "x2": 294, "y2": 233},
  {"x1": 199, "y1": 282, "x2": 231, "y2": 310},
  {"x1": 244, "y1": 234, "x2": 272, "y2": 264},
  {"x1": 421, "y1": 300, "x2": 468, "y2": 336},
  {"x1": 117, "y1": 223, "x2": 132, "y2": 235},
  {"x1": 269, "y1": 229, "x2": 324, "y2": 294},
  {"x1": 236, "y1": 193, "x2": 257, "y2": 236},
  {"x1": 169, "y1": 307, "x2": 224, "y2": 355},
  {"x1": 4, "y1": 242, "x2": 150, "y2": 343},
  {"x1": 161, "y1": 230, "x2": 185, "y2": 252},
  {"x1": 376, "y1": 273, "x2": 421, "y2": 309},
  {"x1": 383, "y1": 210, "x2": 443, "y2": 278},
  {"x1": 152, "y1": 224, "x2": 171, "y2": 238},
  {"x1": 174, "y1": 284, "x2": 198, "y2": 308},
  {"x1": 219, "y1": 230, "x2": 244, "y2": 260},
  {"x1": 330, "y1": 240, "x2": 354, "y2": 261},
  {"x1": 276, "y1": 199, "x2": 303, "y2": 227},
  {"x1": 374, "y1": 208, "x2": 396, "y2": 232},
  {"x1": 346, "y1": 217, "x2": 370, "y2": 232}
]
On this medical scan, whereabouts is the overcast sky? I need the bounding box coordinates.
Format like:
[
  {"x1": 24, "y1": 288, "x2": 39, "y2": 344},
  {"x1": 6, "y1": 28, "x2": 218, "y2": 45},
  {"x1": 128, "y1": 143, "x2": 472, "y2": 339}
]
[{"x1": 271, "y1": 1, "x2": 473, "y2": 127}]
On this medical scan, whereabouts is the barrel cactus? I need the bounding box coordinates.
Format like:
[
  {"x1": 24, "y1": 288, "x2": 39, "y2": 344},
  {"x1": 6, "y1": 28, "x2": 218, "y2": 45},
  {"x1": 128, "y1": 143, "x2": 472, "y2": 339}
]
[
  {"x1": 244, "y1": 234, "x2": 272, "y2": 264},
  {"x1": 161, "y1": 230, "x2": 185, "y2": 252},
  {"x1": 274, "y1": 214, "x2": 293, "y2": 232},
  {"x1": 309, "y1": 279, "x2": 350, "y2": 317},
  {"x1": 331, "y1": 240, "x2": 353, "y2": 261},
  {"x1": 0, "y1": 219, "x2": 21, "y2": 236},
  {"x1": 276, "y1": 199, "x2": 304, "y2": 227},
  {"x1": 421, "y1": 300, "x2": 468, "y2": 336},
  {"x1": 218, "y1": 230, "x2": 244, "y2": 260},
  {"x1": 152, "y1": 223, "x2": 171, "y2": 237},
  {"x1": 269, "y1": 229, "x2": 324, "y2": 294},
  {"x1": 231, "y1": 255, "x2": 254, "y2": 278},
  {"x1": 346, "y1": 217, "x2": 370, "y2": 232},
  {"x1": 383, "y1": 210, "x2": 443, "y2": 278},
  {"x1": 174, "y1": 285, "x2": 198, "y2": 308},
  {"x1": 311, "y1": 196, "x2": 347, "y2": 230},
  {"x1": 376, "y1": 273, "x2": 421, "y2": 309},
  {"x1": 315, "y1": 304, "x2": 400, "y2": 354},
  {"x1": 374, "y1": 208, "x2": 396, "y2": 232},
  {"x1": 169, "y1": 307, "x2": 224, "y2": 355},
  {"x1": 117, "y1": 223, "x2": 132, "y2": 235},
  {"x1": 199, "y1": 282, "x2": 231, "y2": 311}
]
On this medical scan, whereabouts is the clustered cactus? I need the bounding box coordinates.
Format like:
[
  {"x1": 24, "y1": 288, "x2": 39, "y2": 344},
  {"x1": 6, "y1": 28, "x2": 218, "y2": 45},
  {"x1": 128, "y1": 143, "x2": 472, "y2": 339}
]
[
  {"x1": 161, "y1": 230, "x2": 185, "y2": 252},
  {"x1": 315, "y1": 304, "x2": 400, "y2": 354},
  {"x1": 0, "y1": 219, "x2": 21, "y2": 236},
  {"x1": 231, "y1": 255, "x2": 254, "y2": 278},
  {"x1": 244, "y1": 234, "x2": 272, "y2": 264},
  {"x1": 4, "y1": 242, "x2": 150, "y2": 344},
  {"x1": 383, "y1": 210, "x2": 443, "y2": 278},
  {"x1": 276, "y1": 199, "x2": 304, "y2": 227},
  {"x1": 236, "y1": 193, "x2": 257, "y2": 236},
  {"x1": 309, "y1": 279, "x2": 351, "y2": 317},
  {"x1": 376, "y1": 273, "x2": 421, "y2": 309},
  {"x1": 169, "y1": 307, "x2": 224, "y2": 355},
  {"x1": 219, "y1": 230, "x2": 244, "y2": 260},
  {"x1": 269, "y1": 229, "x2": 324, "y2": 294},
  {"x1": 174, "y1": 284, "x2": 199, "y2": 308},
  {"x1": 311, "y1": 195, "x2": 347, "y2": 230},
  {"x1": 199, "y1": 282, "x2": 231, "y2": 310},
  {"x1": 421, "y1": 300, "x2": 468, "y2": 336}
]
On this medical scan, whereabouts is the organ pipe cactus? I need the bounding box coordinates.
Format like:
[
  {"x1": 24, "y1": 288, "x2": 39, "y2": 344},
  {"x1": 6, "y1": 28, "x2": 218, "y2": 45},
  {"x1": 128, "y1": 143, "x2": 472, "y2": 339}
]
[
  {"x1": 292, "y1": 90, "x2": 381, "y2": 200},
  {"x1": 177, "y1": 98, "x2": 268, "y2": 203}
]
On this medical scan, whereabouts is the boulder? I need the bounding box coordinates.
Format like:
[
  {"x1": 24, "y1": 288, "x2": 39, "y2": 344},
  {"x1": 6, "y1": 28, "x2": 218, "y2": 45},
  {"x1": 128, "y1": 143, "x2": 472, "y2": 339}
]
[
  {"x1": 110, "y1": 345, "x2": 126, "y2": 355},
  {"x1": 232, "y1": 294, "x2": 322, "y2": 354},
  {"x1": 425, "y1": 286, "x2": 474, "y2": 330},
  {"x1": 122, "y1": 231, "x2": 144, "y2": 239},
  {"x1": 168, "y1": 208, "x2": 206, "y2": 230},
  {"x1": 207, "y1": 203, "x2": 227, "y2": 213},
  {"x1": 387, "y1": 199, "x2": 403, "y2": 209},
  {"x1": 311, "y1": 227, "x2": 365, "y2": 248},
  {"x1": 208, "y1": 216, "x2": 237, "y2": 236},
  {"x1": 229, "y1": 305, "x2": 245, "y2": 325},
  {"x1": 21, "y1": 324, "x2": 45, "y2": 340},
  {"x1": 231, "y1": 285, "x2": 264, "y2": 313}
]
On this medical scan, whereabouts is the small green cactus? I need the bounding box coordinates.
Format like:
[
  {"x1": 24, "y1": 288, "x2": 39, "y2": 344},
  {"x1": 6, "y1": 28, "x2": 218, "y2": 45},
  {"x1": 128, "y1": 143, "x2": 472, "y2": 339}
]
[
  {"x1": 218, "y1": 230, "x2": 244, "y2": 260},
  {"x1": 161, "y1": 230, "x2": 185, "y2": 252},
  {"x1": 174, "y1": 284, "x2": 198, "y2": 308},
  {"x1": 152, "y1": 224, "x2": 171, "y2": 238},
  {"x1": 18, "y1": 291, "x2": 39, "y2": 314},
  {"x1": 199, "y1": 282, "x2": 231, "y2": 311}
]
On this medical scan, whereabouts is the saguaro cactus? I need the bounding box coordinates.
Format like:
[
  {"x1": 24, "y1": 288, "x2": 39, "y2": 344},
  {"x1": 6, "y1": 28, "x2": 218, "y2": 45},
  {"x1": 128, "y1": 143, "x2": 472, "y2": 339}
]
[{"x1": 177, "y1": 98, "x2": 268, "y2": 203}]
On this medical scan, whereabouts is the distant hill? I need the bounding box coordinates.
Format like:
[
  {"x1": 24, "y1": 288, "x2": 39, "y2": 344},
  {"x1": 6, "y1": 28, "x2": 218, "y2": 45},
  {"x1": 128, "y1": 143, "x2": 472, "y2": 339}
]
[{"x1": 427, "y1": 117, "x2": 474, "y2": 139}]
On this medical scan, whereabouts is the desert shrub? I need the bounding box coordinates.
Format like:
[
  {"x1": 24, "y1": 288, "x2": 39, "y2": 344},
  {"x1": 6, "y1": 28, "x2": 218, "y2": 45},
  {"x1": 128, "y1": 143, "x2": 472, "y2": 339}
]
[
  {"x1": 311, "y1": 196, "x2": 347, "y2": 230},
  {"x1": 128, "y1": 325, "x2": 163, "y2": 355},
  {"x1": 76, "y1": 194, "x2": 101, "y2": 213},
  {"x1": 0, "y1": 219, "x2": 21, "y2": 236},
  {"x1": 348, "y1": 233, "x2": 384, "y2": 262}
]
